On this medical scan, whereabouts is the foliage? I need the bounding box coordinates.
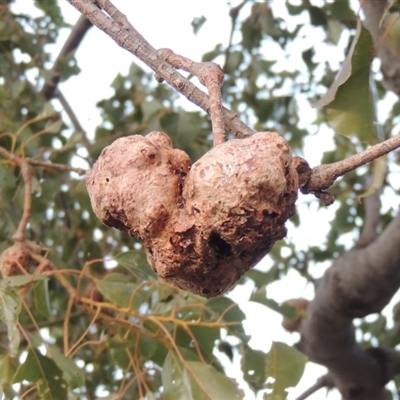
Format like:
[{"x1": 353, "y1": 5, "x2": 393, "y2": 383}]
[{"x1": 0, "y1": 1, "x2": 399, "y2": 399}]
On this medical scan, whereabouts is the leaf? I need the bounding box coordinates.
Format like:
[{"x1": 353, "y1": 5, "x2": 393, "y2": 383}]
[
  {"x1": 33, "y1": 279, "x2": 53, "y2": 318},
  {"x1": 0, "y1": 165, "x2": 16, "y2": 190},
  {"x1": 313, "y1": 19, "x2": 376, "y2": 143},
  {"x1": 191, "y1": 16, "x2": 207, "y2": 35},
  {"x1": 265, "y1": 342, "x2": 307, "y2": 396},
  {"x1": 242, "y1": 346, "x2": 266, "y2": 387},
  {"x1": 190, "y1": 325, "x2": 220, "y2": 361},
  {"x1": 0, "y1": 287, "x2": 21, "y2": 357},
  {"x1": 0, "y1": 354, "x2": 17, "y2": 386},
  {"x1": 162, "y1": 351, "x2": 242, "y2": 400},
  {"x1": 250, "y1": 286, "x2": 297, "y2": 320},
  {"x1": 206, "y1": 297, "x2": 248, "y2": 338},
  {"x1": 1, "y1": 273, "x2": 48, "y2": 288},
  {"x1": 94, "y1": 273, "x2": 139, "y2": 308},
  {"x1": 356, "y1": 156, "x2": 387, "y2": 201},
  {"x1": 12, "y1": 347, "x2": 68, "y2": 400},
  {"x1": 109, "y1": 341, "x2": 131, "y2": 369},
  {"x1": 138, "y1": 336, "x2": 158, "y2": 359},
  {"x1": 113, "y1": 250, "x2": 156, "y2": 280},
  {"x1": 201, "y1": 44, "x2": 223, "y2": 62},
  {"x1": 48, "y1": 346, "x2": 85, "y2": 389},
  {"x1": 225, "y1": 51, "x2": 244, "y2": 75},
  {"x1": 45, "y1": 119, "x2": 63, "y2": 134}
]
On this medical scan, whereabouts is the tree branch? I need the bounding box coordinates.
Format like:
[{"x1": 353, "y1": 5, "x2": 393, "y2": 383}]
[
  {"x1": 294, "y1": 374, "x2": 334, "y2": 400},
  {"x1": 0, "y1": 147, "x2": 32, "y2": 241},
  {"x1": 55, "y1": 88, "x2": 94, "y2": 165},
  {"x1": 157, "y1": 48, "x2": 226, "y2": 146},
  {"x1": 355, "y1": 184, "x2": 384, "y2": 248},
  {"x1": 65, "y1": 0, "x2": 400, "y2": 208},
  {"x1": 64, "y1": 0, "x2": 255, "y2": 139},
  {"x1": 222, "y1": 1, "x2": 247, "y2": 73},
  {"x1": 42, "y1": 14, "x2": 93, "y2": 100},
  {"x1": 361, "y1": 0, "x2": 400, "y2": 98},
  {"x1": 298, "y1": 212, "x2": 400, "y2": 399},
  {"x1": 298, "y1": 134, "x2": 400, "y2": 204}
]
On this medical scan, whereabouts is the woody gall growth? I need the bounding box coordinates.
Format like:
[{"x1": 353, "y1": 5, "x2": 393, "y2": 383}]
[{"x1": 86, "y1": 131, "x2": 298, "y2": 297}]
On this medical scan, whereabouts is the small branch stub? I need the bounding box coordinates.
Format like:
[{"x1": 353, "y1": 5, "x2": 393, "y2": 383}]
[
  {"x1": 86, "y1": 131, "x2": 298, "y2": 297},
  {"x1": 157, "y1": 48, "x2": 227, "y2": 146}
]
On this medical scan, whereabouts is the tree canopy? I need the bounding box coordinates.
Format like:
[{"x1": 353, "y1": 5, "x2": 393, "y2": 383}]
[{"x1": 1, "y1": 1, "x2": 400, "y2": 399}]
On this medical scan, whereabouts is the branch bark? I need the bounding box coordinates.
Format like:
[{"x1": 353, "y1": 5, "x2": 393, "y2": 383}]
[
  {"x1": 41, "y1": 15, "x2": 93, "y2": 100},
  {"x1": 295, "y1": 374, "x2": 334, "y2": 400},
  {"x1": 298, "y1": 134, "x2": 400, "y2": 202},
  {"x1": 361, "y1": 0, "x2": 400, "y2": 98},
  {"x1": 64, "y1": 0, "x2": 255, "y2": 139},
  {"x1": 62, "y1": 3, "x2": 400, "y2": 397},
  {"x1": 296, "y1": 211, "x2": 400, "y2": 399},
  {"x1": 295, "y1": 5, "x2": 400, "y2": 397}
]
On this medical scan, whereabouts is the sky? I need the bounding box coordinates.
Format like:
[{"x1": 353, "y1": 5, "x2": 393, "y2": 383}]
[{"x1": 10, "y1": 0, "x2": 349, "y2": 398}]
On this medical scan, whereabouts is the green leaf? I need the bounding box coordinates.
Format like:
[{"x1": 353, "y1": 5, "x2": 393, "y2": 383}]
[
  {"x1": 191, "y1": 325, "x2": 220, "y2": 361},
  {"x1": 265, "y1": 342, "x2": 307, "y2": 396},
  {"x1": 250, "y1": 286, "x2": 297, "y2": 320},
  {"x1": 48, "y1": 346, "x2": 85, "y2": 389},
  {"x1": 0, "y1": 165, "x2": 16, "y2": 190},
  {"x1": 95, "y1": 273, "x2": 138, "y2": 308},
  {"x1": 191, "y1": 16, "x2": 207, "y2": 35},
  {"x1": 313, "y1": 19, "x2": 376, "y2": 143},
  {"x1": 206, "y1": 297, "x2": 248, "y2": 338},
  {"x1": 162, "y1": 351, "x2": 242, "y2": 400},
  {"x1": 12, "y1": 347, "x2": 68, "y2": 400},
  {"x1": 0, "y1": 287, "x2": 21, "y2": 357},
  {"x1": 224, "y1": 51, "x2": 244, "y2": 75},
  {"x1": 113, "y1": 250, "x2": 156, "y2": 280},
  {"x1": 0, "y1": 354, "x2": 17, "y2": 386},
  {"x1": 242, "y1": 346, "x2": 266, "y2": 387},
  {"x1": 308, "y1": 6, "x2": 327, "y2": 27},
  {"x1": 356, "y1": 156, "x2": 387, "y2": 201},
  {"x1": 109, "y1": 339, "x2": 131, "y2": 369},
  {"x1": 206, "y1": 297, "x2": 245, "y2": 322},
  {"x1": 201, "y1": 44, "x2": 223, "y2": 62},
  {"x1": 1, "y1": 273, "x2": 48, "y2": 288},
  {"x1": 45, "y1": 119, "x2": 63, "y2": 134},
  {"x1": 33, "y1": 279, "x2": 52, "y2": 318},
  {"x1": 138, "y1": 336, "x2": 158, "y2": 359}
]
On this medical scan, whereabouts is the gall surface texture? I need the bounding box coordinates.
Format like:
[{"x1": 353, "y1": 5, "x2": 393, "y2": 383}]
[{"x1": 86, "y1": 131, "x2": 298, "y2": 297}]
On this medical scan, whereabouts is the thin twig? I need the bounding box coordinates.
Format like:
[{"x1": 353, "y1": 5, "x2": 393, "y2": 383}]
[
  {"x1": 355, "y1": 180, "x2": 384, "y2": 248},
  {"x1": 42, "y1": 15, "x2": 93, "y2": 100},
  {"x1": 0, "y1": 146, "x2": 33, "y2": 241},
  {"x1": 56, "y1": 89, "x2": 85, "y2": 134},
  {"x1": 222, "y1": 1, "x2": 247, "y2": 72},
  {"x1": 295, "y1": 373, "x2": 334, "y2": 400},
  {"x1": 157, "y1": 48, "x2": 226, "y2": 146},
  {"x1": 13, "y1": 160, "x2": 32, "y2": 241},
  {"x1": 41, "y1": 15, "x2": 94, "y2": 165},
  {"x1": 54, "y1": 89, "x2": 94, "y2": 165},
  {"x1": 25, "y1": 157, "x2": 86, "y2": 175},
  {"x1": 299, "y1": 134, "x2": 400, "y2": 203},
  {"x1": 66, "y1": 0, "x2": 400, "y2": 207},
  {"x1": 64, "y1": 0, "x2": 255, "y2": 139},
  {"x1": 0, "y1": 145, "x2": 86, "y2": 175}
]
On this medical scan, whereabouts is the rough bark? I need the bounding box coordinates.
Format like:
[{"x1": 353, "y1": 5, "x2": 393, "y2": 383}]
[
  {"x1": 361, "y1": 0, "x2": 400, "y2": 97},
  {"x1": 41, "y1": 15, "x2": 93, "y2": 100},
  {"x1": 86, "y1": 131, "x2": 298, "y2": 297},
  {"x1": 64, "y1": 1, "x2": 400, "y2": 397},
  {"x1": 298, "y1": 212, "x2": 400, "y2": 399},
  {"x1": 293, "y1": 5, "x2": 400, "y2": 398},
  {"x1": 65, "y1": 0, "x2": 255, "y2": 139}
]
